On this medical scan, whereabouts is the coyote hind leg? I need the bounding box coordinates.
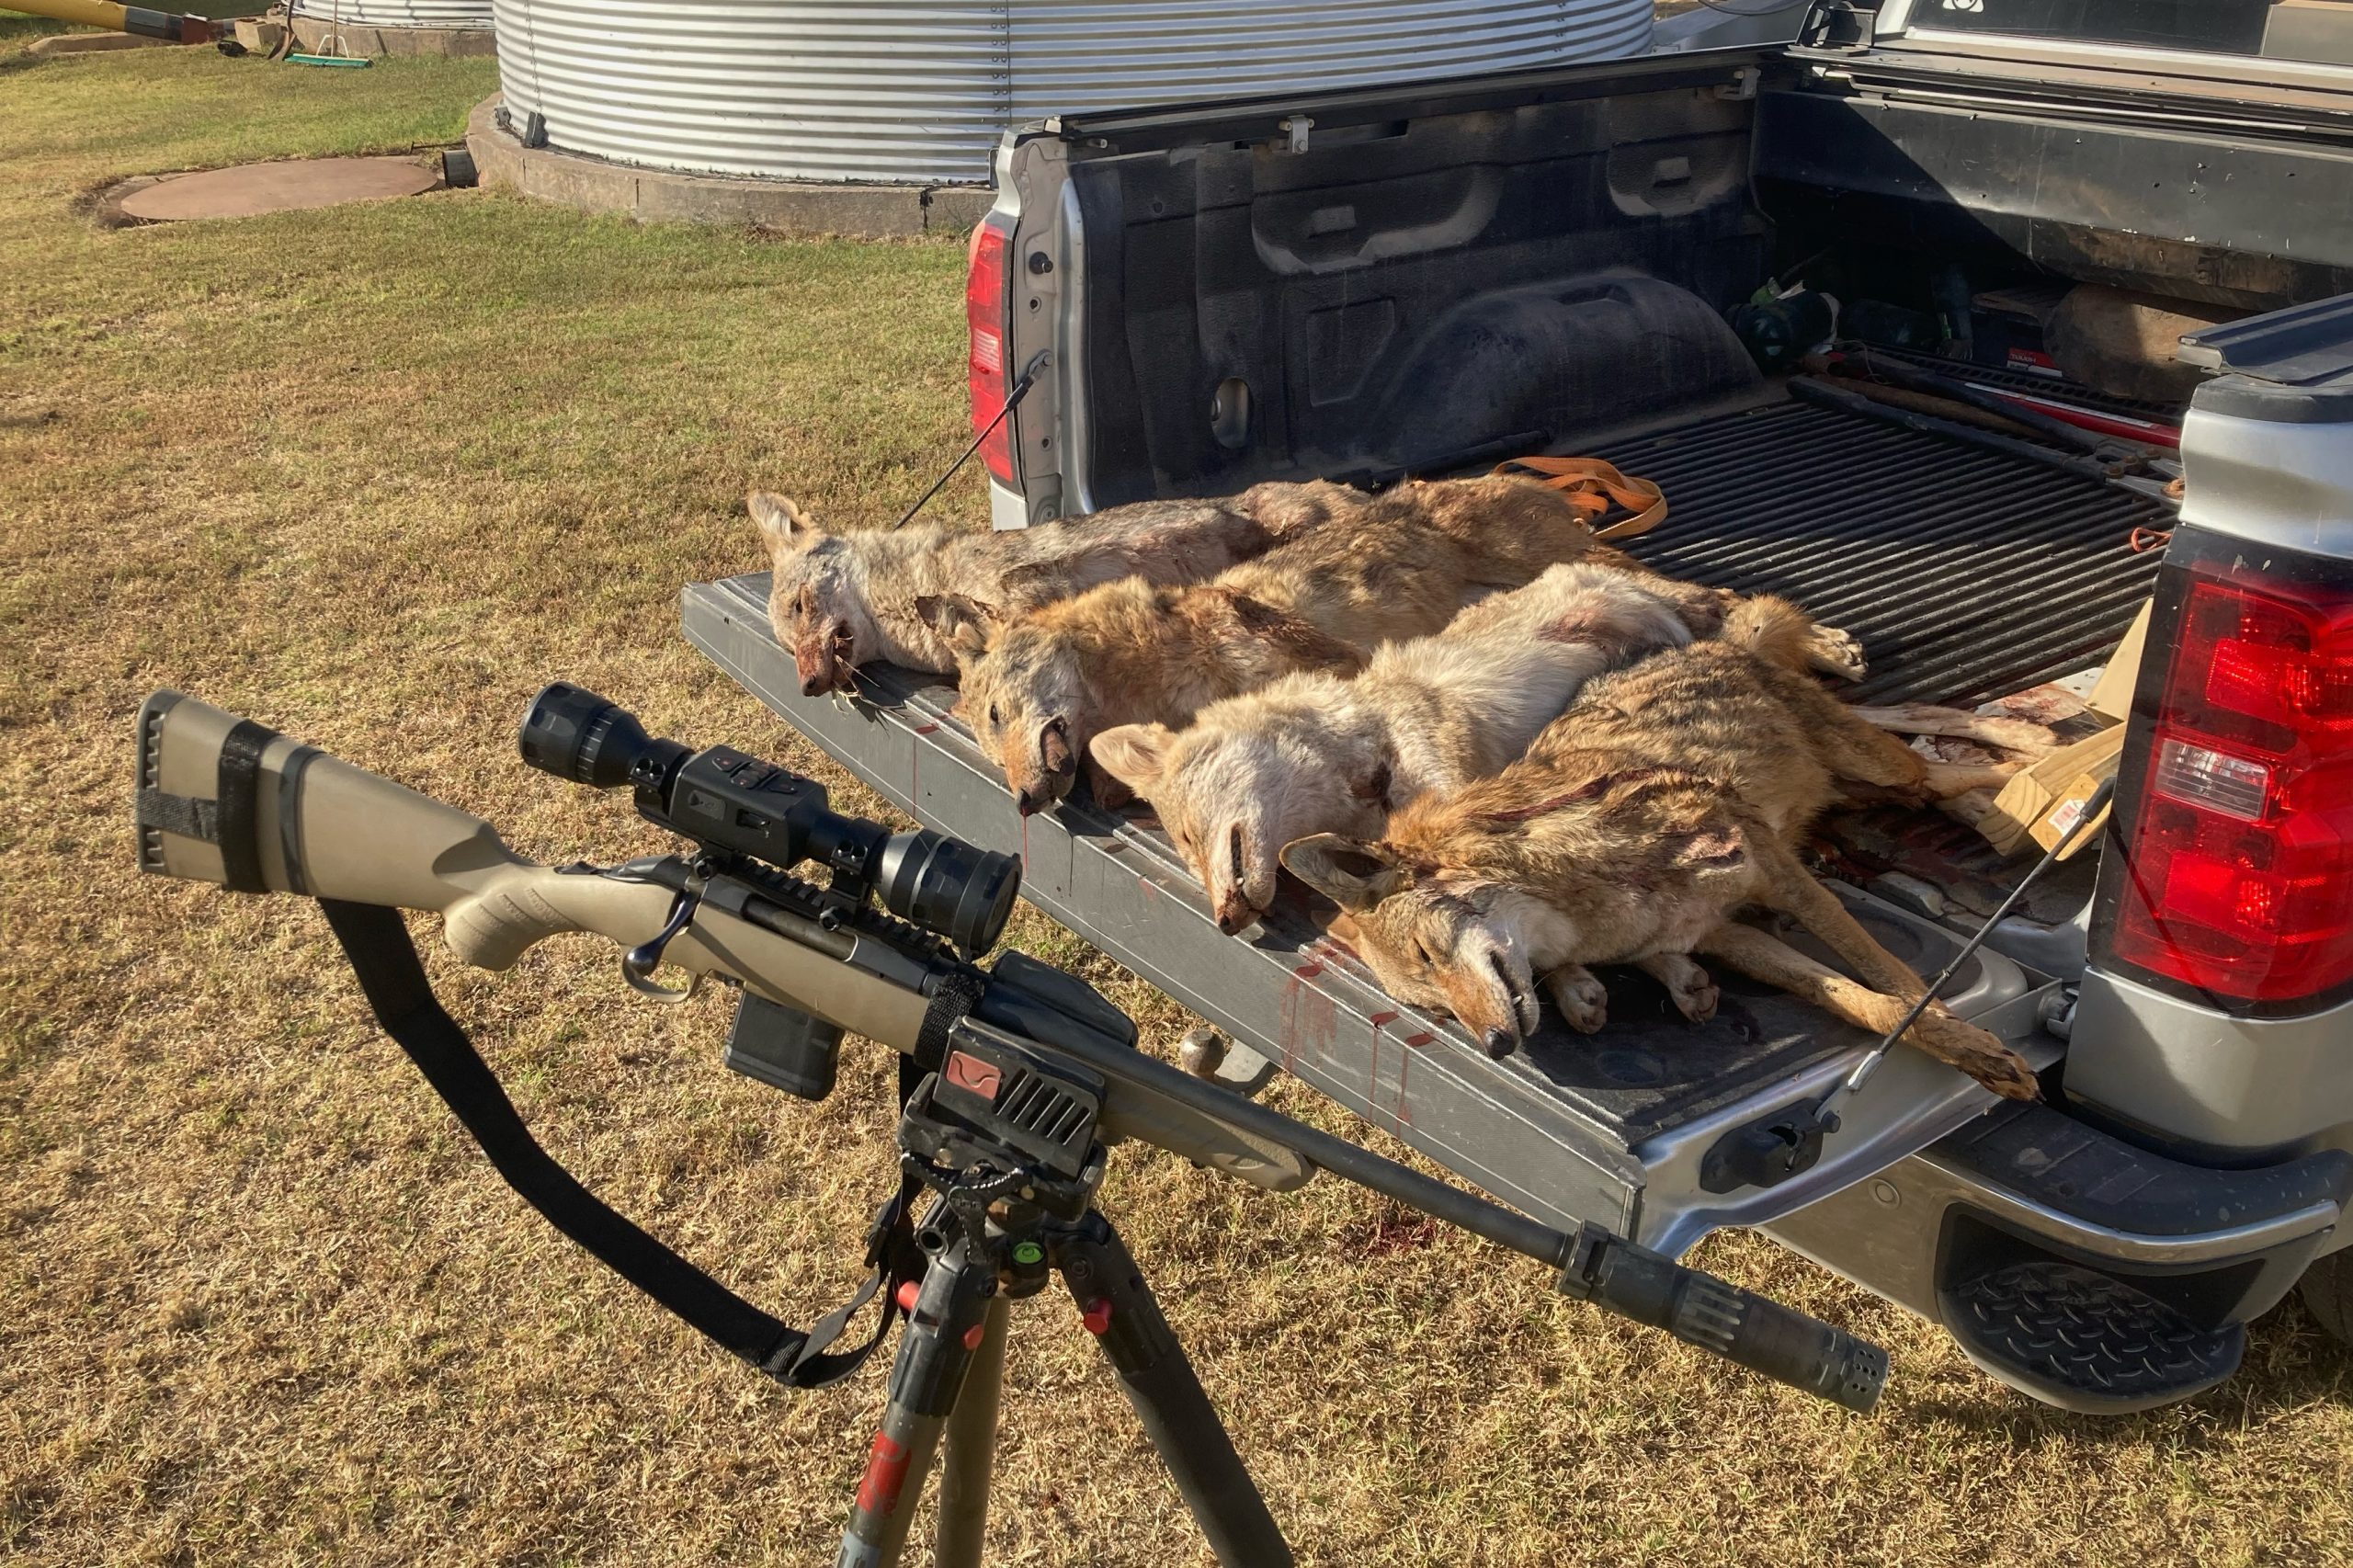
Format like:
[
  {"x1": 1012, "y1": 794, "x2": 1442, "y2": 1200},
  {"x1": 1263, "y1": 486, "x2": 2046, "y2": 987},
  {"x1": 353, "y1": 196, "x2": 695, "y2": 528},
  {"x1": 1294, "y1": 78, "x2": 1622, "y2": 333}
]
[
  {"x1": 1745, "y1": 835, "x2": 1930, "y2": 1001},
  {"x1": 1719, "y1": 594, "x2": 1868, "y2": 681},
  {"x1": 1697, "y1": 924, "x2": 2040, "y2": 1101},
  {"x1": 1812, "y1": 703, "x2": 2028, "y2": 799},
  {"x1": 1922, "y1": 760, "x2": 2025, "y2": 796},
  {"x1": 1849, "y1": 704, "x2": 2059, "y2": 757},
  {"x1": 1804, "y1": 623, "x2": 1869, "y2": 683}
]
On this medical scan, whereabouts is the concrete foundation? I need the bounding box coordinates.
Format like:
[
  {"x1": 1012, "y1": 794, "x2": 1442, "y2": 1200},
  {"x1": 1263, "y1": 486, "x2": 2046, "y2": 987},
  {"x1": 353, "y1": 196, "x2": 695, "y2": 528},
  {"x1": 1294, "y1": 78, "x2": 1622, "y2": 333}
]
[
  {"x1": 287, "y1": 14, "x2": 494, "y2": 57},
  {"x1": 232, "y1": 16, "x2": 286, "y2": 51},
  {"x1": 101, "y1": 156, "x2": 441, "y2": 223},
  {"x1": 26, "y1": 31, "x2": 187, "y2": 55},
  {"x1": 463, "y1": 97, "x2": 995, "y2": 239}
]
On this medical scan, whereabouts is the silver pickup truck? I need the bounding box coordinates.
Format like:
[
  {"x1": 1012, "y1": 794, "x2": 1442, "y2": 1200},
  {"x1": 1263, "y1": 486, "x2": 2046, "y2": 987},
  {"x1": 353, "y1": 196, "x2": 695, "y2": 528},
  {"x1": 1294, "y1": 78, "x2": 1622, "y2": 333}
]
[{"x1": 688, "y1": 2, "x2": 2353, "y2": 1413}]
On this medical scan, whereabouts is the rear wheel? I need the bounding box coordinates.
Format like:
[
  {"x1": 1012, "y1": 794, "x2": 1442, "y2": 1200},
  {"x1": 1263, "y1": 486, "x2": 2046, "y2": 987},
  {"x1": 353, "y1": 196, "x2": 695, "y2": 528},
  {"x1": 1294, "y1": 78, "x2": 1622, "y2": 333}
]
[{"x1": 2301, "y1": 1249, "x2": 2353, "y2": 1347}]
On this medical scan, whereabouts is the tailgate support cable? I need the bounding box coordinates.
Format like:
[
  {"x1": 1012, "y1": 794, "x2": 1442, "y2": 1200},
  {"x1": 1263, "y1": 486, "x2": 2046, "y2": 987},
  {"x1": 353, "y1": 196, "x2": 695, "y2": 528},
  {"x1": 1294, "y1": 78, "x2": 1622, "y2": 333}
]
[
  {"x1": 1813, "y1": 776, "x2": 2118, "y2": 1127},
  {"x1": 892, "y1": 350, "x2": 1051, "y2": 531}
]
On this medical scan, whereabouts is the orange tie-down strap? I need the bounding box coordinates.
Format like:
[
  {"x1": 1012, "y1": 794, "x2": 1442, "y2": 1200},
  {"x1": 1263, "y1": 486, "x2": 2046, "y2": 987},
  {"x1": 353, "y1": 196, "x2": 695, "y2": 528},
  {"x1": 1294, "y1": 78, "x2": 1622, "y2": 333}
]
[{"x1": 1493, "y1": 456, "x2": 1668, "y2": 541}]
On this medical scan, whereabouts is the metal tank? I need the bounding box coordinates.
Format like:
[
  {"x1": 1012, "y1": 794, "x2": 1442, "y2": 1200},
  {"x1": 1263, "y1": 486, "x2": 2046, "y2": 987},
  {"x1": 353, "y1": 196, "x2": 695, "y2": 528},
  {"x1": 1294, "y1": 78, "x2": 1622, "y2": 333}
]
[
  {"x1": 492, "y1": 0, "x2": 1655, "y2": 187},
  {"x1": 290, "y1": 0, "x2": 493, "y2": 28}
]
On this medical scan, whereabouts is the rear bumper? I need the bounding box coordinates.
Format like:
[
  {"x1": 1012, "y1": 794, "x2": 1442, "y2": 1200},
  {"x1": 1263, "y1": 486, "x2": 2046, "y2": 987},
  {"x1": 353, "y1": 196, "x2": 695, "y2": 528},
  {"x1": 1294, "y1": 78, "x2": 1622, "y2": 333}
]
[{"x1": 1765, "y1": 1098, "x2": 2353, "y2": 1358}]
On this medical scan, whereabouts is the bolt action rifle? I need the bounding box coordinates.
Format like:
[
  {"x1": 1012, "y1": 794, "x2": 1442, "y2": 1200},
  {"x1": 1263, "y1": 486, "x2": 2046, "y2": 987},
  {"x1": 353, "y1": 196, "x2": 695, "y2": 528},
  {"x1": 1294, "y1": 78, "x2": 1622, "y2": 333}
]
[{"x1": 134, "y1": 683, "x2": 1889, "y2": 1568}]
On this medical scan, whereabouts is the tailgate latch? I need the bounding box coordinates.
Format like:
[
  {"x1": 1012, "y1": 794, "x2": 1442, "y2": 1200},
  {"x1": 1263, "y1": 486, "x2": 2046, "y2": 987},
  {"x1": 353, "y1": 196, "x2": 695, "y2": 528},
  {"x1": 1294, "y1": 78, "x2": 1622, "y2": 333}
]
[{"x1": 1699, "y1": 1103, "x2": 1840, "y2": 1194}]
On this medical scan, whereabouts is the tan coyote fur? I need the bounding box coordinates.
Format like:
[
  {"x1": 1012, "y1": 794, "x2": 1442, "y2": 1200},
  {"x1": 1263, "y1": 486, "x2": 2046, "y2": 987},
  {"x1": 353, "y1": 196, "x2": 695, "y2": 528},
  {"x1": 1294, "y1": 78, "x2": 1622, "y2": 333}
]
[
  {"x1": 1279, "y1": 597, "x2": 2045, "y2": 1100},
  {"x1": 1091, "y1": 560, "x2": 1868, "y2": 934},
  {"x1": 748, "y1": 483, "x2": 1350, "y2": 697},
  {"x1": 921, "y1": 475, "x2": 1632, "y2": 817}
]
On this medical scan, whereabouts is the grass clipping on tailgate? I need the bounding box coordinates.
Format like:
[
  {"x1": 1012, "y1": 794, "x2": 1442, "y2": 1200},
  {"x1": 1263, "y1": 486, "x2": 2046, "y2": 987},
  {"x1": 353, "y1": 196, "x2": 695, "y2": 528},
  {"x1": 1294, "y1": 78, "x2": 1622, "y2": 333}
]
[{"x1": 4, "y1": 40, "x2": 2353, "y2": 1568}]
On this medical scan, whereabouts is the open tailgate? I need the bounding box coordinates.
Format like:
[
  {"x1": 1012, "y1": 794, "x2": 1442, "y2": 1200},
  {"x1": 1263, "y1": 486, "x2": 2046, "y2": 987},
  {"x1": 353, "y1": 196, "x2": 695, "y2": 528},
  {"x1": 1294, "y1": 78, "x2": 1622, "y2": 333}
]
[{"x1": 684, "y1": 597, "x2": 2052, "y2": 1259}]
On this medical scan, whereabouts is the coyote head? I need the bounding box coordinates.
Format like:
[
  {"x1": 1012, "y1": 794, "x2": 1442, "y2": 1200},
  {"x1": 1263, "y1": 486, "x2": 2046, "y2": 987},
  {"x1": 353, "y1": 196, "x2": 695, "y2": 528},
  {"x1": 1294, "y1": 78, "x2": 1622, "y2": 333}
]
[
  {"x1": 751, "y1": 494, "x2": 874, "y2": 698},
  {"x1": 1092, "y1": 720, "x2": 1388, "y2": 937},
  {"x1": 1279, "y1": 835, "x2": 1545, "y2": 1057},
  {"x1": 918, "y1": 594, "x2": 1090, "y2": 817}
]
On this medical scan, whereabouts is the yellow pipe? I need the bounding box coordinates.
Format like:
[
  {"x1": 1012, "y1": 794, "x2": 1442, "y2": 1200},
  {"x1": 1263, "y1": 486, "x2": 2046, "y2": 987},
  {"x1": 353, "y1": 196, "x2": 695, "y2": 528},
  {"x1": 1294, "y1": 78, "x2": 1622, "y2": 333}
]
[{"x1": 10, "y1": 0, "x2": 226, "y2": 43}]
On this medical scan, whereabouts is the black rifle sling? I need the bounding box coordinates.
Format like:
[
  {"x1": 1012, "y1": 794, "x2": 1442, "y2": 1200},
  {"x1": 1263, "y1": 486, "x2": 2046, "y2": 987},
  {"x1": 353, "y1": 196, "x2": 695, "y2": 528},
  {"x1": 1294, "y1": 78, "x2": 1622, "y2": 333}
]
[
  {"x1": 215, "y1": 720, "x2": 278, "y2": 893},
  {"x1": 314, "y1": 897, "x2": 901, "y2": 1388}
]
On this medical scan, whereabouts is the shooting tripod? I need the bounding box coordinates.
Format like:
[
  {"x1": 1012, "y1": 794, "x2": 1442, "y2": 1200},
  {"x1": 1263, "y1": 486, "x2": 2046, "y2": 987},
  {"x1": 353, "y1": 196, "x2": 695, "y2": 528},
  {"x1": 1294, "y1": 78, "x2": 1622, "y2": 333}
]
[{"x1": 838, "y1": 1017, "x2": 1289, "y2": 1568}]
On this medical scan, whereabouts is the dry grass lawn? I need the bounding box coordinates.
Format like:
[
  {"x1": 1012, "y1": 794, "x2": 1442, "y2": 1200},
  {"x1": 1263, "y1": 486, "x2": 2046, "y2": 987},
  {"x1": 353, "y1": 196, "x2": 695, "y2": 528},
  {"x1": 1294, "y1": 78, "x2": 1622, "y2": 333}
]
[{"x1": 5, "y1": 37, "x2": 2352, "y2": 1568}]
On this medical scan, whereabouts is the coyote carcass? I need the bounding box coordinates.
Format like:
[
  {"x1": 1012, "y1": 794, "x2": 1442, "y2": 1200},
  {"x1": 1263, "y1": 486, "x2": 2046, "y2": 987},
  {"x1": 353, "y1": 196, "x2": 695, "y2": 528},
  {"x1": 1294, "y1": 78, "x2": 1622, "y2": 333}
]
[
  {"x1": 1279, "y1": 597, "x2": 2045, "y2": 1099},
  {"x1": 920, "y1": 475, "x2": 1632, "y2": 817},
  {"x1": 748, "y1": 482, "x2": 1357, "y2": 697},
  {"x1": 1092, "y1": 560, "x2": 1867, "y2": 935}
]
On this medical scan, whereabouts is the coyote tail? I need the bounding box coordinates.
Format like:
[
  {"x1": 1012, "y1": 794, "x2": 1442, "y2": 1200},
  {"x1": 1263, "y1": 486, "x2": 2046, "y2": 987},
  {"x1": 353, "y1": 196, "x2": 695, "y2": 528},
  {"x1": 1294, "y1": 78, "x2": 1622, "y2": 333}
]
[{"x1": 1718, "y1": 594, "x2": 1823, "y2": 675}]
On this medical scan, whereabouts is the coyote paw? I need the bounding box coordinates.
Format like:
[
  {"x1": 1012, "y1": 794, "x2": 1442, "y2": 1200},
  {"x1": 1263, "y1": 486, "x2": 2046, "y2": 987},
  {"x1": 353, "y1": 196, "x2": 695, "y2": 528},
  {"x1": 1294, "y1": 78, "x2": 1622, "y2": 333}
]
[
  {"x1": 1907, "y1": 1005, "x2": 2041, "y2": 1102},
  {"x1": 1544, "y1": 965, "x2": 1609, "y2": 1034},
  {"x1": 1807, "y1": 623, "x2": 1869, "y2": 683},
  {"x1": 1639, "y1": 953, "x2": 1719, "y2": 1024}
]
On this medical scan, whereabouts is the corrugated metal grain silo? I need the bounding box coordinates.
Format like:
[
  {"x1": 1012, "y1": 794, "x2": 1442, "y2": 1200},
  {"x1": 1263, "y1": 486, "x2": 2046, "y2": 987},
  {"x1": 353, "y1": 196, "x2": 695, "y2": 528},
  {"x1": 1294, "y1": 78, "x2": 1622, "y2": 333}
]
[
  {"x1": 490, "y1": 0, "x2": 1655, "y2": 187},
  {"x1": 290, "y1": 0, "x2": 494, "y2": 33}
]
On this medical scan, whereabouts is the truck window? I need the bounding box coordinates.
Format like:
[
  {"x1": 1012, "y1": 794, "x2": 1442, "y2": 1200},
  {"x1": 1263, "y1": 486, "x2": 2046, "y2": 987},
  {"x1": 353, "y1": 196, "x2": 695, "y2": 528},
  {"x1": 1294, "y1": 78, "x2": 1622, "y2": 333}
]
[{"x1": 1910, "y1": 0, "x2": 2353, "y2": 65}]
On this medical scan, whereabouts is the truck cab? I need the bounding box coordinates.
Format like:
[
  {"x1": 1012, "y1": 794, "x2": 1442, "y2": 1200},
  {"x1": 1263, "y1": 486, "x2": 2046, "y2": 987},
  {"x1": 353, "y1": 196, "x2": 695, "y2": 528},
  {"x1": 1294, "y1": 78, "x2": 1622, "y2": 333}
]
[{"x1": 690, "y1": 0, "x2": 2353, "y2": 1412}]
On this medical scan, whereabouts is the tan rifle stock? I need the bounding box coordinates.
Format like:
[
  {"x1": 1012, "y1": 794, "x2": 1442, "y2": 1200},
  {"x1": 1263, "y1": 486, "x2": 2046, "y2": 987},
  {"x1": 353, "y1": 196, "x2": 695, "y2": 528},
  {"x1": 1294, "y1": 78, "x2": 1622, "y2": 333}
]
[{"x1": 135, "y1": 690, "x2": 1308, "y2": 1191}]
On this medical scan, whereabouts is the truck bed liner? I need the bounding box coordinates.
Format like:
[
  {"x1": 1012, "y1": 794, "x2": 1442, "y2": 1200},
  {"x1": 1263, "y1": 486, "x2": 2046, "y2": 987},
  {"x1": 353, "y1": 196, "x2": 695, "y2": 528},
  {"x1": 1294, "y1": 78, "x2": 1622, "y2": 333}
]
[
  {"x1": 686, "y1": 406, "x2": 2136, "y2": 1252},
  {"x1": 1603, "y1": 402, "x2": 2168, "y2": 706}
]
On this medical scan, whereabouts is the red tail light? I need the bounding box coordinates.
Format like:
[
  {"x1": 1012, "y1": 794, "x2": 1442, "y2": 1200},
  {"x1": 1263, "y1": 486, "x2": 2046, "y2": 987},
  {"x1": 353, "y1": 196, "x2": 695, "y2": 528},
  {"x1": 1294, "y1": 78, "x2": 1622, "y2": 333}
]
[
  {"x1": 965, "y1": 216, "x2": 1016, "y2": 486},
  {"x1": 2107, "y1": 538, "x2": 2353, "y2": 1006}
]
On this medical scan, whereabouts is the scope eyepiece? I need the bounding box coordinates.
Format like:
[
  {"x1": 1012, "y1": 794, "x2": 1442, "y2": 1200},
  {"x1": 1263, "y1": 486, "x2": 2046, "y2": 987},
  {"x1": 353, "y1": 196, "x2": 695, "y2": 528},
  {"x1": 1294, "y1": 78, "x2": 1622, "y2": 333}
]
[{"x1": 520, "y1": 682, "x2": 683, "y2": 791}]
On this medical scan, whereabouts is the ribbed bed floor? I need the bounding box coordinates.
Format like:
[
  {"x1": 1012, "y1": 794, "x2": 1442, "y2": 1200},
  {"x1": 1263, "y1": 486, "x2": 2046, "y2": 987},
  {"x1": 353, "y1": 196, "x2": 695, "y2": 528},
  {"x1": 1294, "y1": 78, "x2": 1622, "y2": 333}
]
[{"x1": 1604, "y1": 402, "x2": 2170, "y2": 706}]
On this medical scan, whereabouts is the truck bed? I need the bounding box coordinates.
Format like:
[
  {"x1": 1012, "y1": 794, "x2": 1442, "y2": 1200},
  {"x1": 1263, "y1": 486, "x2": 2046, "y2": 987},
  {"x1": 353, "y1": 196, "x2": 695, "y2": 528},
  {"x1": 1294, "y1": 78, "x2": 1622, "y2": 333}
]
[{"x1": 685, "y1": 403, "x2": 2166, "y2": 1254}]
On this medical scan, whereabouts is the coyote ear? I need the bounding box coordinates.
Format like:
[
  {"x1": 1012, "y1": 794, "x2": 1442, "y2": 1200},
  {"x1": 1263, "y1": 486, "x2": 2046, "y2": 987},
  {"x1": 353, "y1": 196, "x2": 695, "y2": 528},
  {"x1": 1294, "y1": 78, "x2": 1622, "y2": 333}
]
[
  {"x1": 1346, "y1": 754, "x2": 1394, "y2": 806},
  {"x1": 1279, "y1": 834, "x2": 1409, "y2": 912},
  {"x1": 912, "y1": 593, "x2": 1002, "y2": 661},
  {"x1": 996, "y1": 560, "x2": 1074, "y2": 612},
  {"x1": 1089, "y1": 723, "x2": 1175, "y2": 793},
  {"x1": 1667, "y1": 826, "x2": 1747, "y2": 871},
  {"x1": 749, "y1": 492, "x2": 822, "y2": 555}
]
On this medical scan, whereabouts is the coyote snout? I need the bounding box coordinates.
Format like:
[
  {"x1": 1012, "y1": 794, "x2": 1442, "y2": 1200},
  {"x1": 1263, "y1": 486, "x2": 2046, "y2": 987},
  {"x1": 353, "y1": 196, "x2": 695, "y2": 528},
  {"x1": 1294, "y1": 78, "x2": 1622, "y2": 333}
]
[
  {"x1": 751, "y1": 495, "x2": 873, "y2": 697},
  {"x1": 1015, "y1": 717, "x2": 1078, "y2": 816},
  {"x1": 793, "y1": 613, "x2": 855, "y2": 697},
  {"x1": 1420, "y1": 924, "x2": 1543, "y2": 1057},
  {"x1": 1280, "y1": 841, "x2": 1541, "y2": 1054}
]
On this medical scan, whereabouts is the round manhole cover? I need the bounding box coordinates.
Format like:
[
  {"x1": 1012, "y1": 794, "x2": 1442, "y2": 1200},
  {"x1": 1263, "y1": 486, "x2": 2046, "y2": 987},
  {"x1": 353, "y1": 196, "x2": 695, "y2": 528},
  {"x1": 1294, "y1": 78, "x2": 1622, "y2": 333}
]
[{"x1": 117, "y1": 157, "x2": 439, "y2": 222}]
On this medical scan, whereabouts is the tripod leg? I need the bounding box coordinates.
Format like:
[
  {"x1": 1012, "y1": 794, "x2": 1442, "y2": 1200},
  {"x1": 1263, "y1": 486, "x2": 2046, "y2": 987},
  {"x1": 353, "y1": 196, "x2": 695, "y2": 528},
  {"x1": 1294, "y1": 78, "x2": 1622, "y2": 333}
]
[
  {"x1": 835, "y1": 1237, "x2": 995, "y2": 1568},
  {"x1": 933, "y1": 1293, "x2": 1009, "y2": 1568},
  {"x1": 1055, "y1": 1213, "x2": 1294, "y2": 1568}
]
